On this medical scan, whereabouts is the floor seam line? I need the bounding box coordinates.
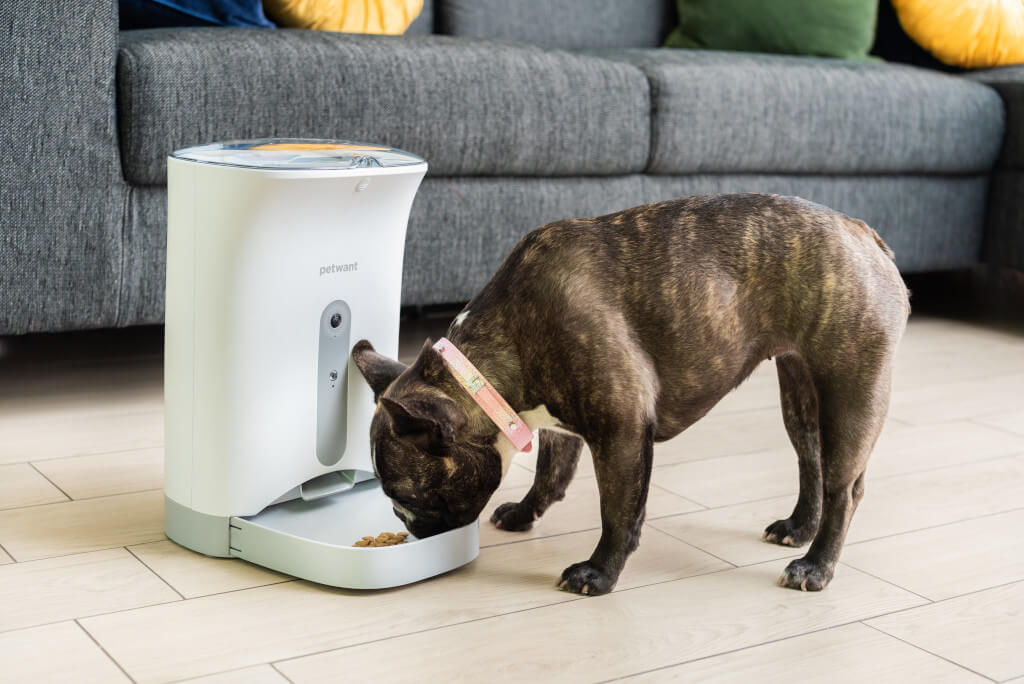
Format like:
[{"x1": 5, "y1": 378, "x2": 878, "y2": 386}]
[
  {"x1": 26, "y1": 461, "x2": 74, "y2": 502},
  {"x1": 644, "y1": 524, "x2": 738, "y2": 568},
  {"x1": 968, "y1": 414, "x2": 1024, "y2": 439},
  {"x1": 860, "y1": 621, "x2": 998, "y2": 682},
  {"x1": 841, "y1": 506, "x2": 1024, "y2": 549},
  {"x1": 5, "y1": 441, "x2": 167, "y2": 466},
  {"x1": 123, "y1": 545, "x2": 187, "y2": 601},
  {"x1": 74, "y1": 618, "x2": 139, "y2": 684},
  {"x1": 0, "y1": 487, "x2": 164, "y2": 512},
  {"x1": 482, "y1": 508, "x2": 707, "y2": 549},
  {"x1": 862, "y1": 577, "x2": 1024, "y2": 626},
  {"x1": 666, "y1": 452, "x2": 1024, "y2": 512},
  {"x1": 0, "y1": 597, "x2": 185, "y2": 637},
  {"x1": 269, "y1": 595, "x2": 589, "y2": 668},
  {"x1": 0, "y1": 542, "x2": 170, "y2": 566},
  {"x1": 837, "y1": 562, "x2": 934, "y2": 603},
  {"x1": 272, "y1": 564, "x2": 743, "y2": 671},
  {"x1": 598, "y1": 616, "x2": 926, "y2": 683},
  {"x1": 649, "y1": 483, "x2": 709, "y2": 509},
  {"x1": 271, "y1": 662, "x2": 296, "y2": 683}
]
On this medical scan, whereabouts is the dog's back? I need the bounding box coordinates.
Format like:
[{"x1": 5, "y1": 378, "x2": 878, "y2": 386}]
[{"x1": 480, "y1": 193, "x2": 909, "y2": 438}]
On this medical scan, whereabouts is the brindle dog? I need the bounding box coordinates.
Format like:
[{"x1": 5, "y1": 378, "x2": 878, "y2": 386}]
[{"x1": 353, "y1": 193, "x2": 910, "y2": 595}]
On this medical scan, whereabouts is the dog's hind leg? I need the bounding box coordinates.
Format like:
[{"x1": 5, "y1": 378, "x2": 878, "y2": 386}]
[
  {"x1": 490, "y1": 429, "x2": 584, "y2": 532},
  {"x1": 764, "y1": 352, "x2": 822, "y2": 548},
  {"x1": 778, "y1": 362, "x2": 892, "y2": 591}
]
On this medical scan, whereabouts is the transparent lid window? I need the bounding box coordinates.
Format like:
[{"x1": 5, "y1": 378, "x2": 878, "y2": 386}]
[{"x1": 170, "y1": 139, "x2": 425, "y2": 170}]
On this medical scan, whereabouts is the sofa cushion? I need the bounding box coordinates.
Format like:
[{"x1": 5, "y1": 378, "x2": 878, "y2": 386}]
[
  {"x1": 435, "y1": 0, "x2": 677, "y2": 49},
  {"x1": 593, "y1": 49, "x2": 1004, "y2": 175},
  {"x1": 966, "y1": 65, "x2": 1024, "y2": 169},
  {"x1": 117, "y1": 29, "x2": 650, "y2": 184}
]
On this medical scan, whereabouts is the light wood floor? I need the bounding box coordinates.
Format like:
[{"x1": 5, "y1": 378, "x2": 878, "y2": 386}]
[{"x1": 0, "y1": 313, "x2": 1022, "y2": 683}]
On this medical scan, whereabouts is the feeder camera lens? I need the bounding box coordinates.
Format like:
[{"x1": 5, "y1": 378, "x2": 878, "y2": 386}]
[{"x1": 330, "y1": 313, "x2": 342, "y2": 328}]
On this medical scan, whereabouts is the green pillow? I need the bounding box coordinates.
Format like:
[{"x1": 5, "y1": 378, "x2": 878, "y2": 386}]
[{"x1": 665, "y1": 0, "x2": 878, "y2": 60}]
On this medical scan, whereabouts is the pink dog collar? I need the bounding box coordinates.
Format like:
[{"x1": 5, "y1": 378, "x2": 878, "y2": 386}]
[{"x1": 433, "y1": 337, "x2": 533, "y2": 453}]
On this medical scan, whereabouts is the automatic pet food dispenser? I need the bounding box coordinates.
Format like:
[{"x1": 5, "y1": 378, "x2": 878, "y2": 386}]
[{"x1": 163, "y1": 139, "x2": 479, "y2": 589}]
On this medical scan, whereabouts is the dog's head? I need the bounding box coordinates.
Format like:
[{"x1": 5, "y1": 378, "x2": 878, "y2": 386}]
[{"x1": 352, "y1": 339, "x2": 503, "y2": 539}]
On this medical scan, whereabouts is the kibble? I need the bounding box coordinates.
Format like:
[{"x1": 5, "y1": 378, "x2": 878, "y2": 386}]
[{"x1": 353, "y1": 531, "x2": 409, "y2": 547}]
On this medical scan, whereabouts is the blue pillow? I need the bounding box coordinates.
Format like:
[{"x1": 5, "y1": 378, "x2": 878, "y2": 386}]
[{"x1": 119, "y1": 0, "x2": 275, "y2": 29}]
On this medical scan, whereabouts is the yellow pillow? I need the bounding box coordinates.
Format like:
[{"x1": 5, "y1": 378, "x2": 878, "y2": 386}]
[
  {"x1": 264, "y1": 0, "x2": 423, "y2": 34},
  {"x1": 892, "y1": 0, "x2": 1024, "y2": 68}
]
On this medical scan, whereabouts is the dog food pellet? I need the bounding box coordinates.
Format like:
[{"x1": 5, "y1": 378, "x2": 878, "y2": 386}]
[{"x1": 353, "y1": 531, "x2": 409, "y2": 547}]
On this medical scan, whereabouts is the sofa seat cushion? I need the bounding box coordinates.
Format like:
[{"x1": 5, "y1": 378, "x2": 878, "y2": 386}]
[
  {"x1": 118, "y1": 29, "x2": 651, "y2": 184},
  {"x1": 591, "y1": 49, "x2": 1004, "y2": 175}
]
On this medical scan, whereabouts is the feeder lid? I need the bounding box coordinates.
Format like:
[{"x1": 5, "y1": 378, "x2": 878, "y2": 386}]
[{"x1": 170, "y1": 138, "x2": 425, "y2": 171}]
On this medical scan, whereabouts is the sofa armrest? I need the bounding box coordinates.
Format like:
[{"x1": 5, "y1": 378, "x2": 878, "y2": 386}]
[
  {"x1": 966, "y1": 66, "x2": 1024, "y2": 171},
  {"x1": 0, "y1": 0, "x2": 128, "y2": 334}
]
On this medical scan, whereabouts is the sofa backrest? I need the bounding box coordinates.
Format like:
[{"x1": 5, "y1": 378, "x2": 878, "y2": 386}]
[
  {"x1": 434, "y1": 0, "x2": 678, "y2": 49},
  {"x1": 405, "y1": 0, "x2": 435, "y2": 34}
]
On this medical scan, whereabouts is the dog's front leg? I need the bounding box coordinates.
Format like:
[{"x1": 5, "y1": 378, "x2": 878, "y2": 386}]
[
  {"x1": 559, "y1": 422, "x2": 655, "y2": 596},
  {"x1": 490, "y1": 429, "x2": 584, "y2": 531}
]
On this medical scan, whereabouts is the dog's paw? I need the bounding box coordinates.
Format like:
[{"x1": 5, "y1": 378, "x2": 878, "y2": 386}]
[
  {"x1": 489, "y1": 502, "x2": 535, "y2": 532},
  {"x1": 778, "y1": 558, "x2": 832, "y2": 592},
  {"x1": 558, "y1": 561, "x2": 616, "y2": 596},
  {"x1": 763, "y1": 518, "x2": 816, "y2": 547}
]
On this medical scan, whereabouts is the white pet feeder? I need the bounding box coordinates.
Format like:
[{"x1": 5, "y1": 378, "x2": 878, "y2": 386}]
[{"x1": 163, "y1": 139, "x2": 479, "y2": 589}]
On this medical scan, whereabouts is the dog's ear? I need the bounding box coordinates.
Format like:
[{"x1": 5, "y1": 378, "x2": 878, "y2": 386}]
[
  {"x1": 411, "y1": 337, "x2": 447, "y2": 378},
  {"x1": 352, "y1": 340, "x2": 406, "y2": 401},
  {"x1": 379, "y1": 395, "x2": 464, "y2": 451}
]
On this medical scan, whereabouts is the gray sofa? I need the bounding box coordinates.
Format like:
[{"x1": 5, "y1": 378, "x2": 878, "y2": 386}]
[{"x1": 1, "y1": 0, "x2": 1022, "y2": 336}]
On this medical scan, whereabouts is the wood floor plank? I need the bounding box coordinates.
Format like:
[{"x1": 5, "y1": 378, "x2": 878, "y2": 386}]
[
  {"x1": 519, "y1": 407, "x2": 793, "y2": 479},
  {"x1": 496, "y1": 461, "x2": 536, "y2": 490},
  {"x1": 842, "y1": 509, "x2": 1024, "y2": 601},
  {"x1": 0, "y1": 621, "x2": 129, "y2": 683},
  {"x1": 128, "y1": 540, "x2": 290, "y2": 599},
  {"x1": 0, "y1": 490, "x2": 164, "y2": 561},
  {"x1": 475, "y1": 524, "x2": 729, "y2": 592},
  {"x1": 0, "y1": 409, "x2": 164, "y2": 465},
  {"x1": 977, "y1": 409, "x2": 1024, "y2": 437},
  {"x1": 649, "y1": 456, "x2": 1024, "y2": 567},
  {"x1": 0, "y1": 463, "x2": 68, "y2": 510},
  {"x1": 890, "y1": 372, "x2": 1024, "y2": 425},
  {"x1": 181, "y1": 665, "x2": 289, "y2": 683},
  {"x1": 481, "y1": 475, "x2": 702, "y2": 548},
  {"x1": 653, "y1": 405, "x2": 791, "y2": 467},
  {"x1": 275, "y1": 563, "x2": 924, "y2": 683},
  {"x1": 868, "y1": 420, "x2": 1024, "y2": 478},
  {"x1": 512, "y1": 445, "x2": 596, "y2": 479},
  {"x1": 622, "y1": 622, "x2": 985, "y2": 683},
  {"x1": 653, "y1": 447, "x2": 796, "y2": 508},
  {"x1": 33, "y1": 447, "x2": 164, "y2": 499},
  {"x1": 651, "y1": 420, "x2": 1021, "y2": 509},
  {"x1": 80, "y1": 525, "x2": 725, "y2": 683},
  {"x1": 703, "y1": 360, "x2": 781, "y2": 415},
  {"x1": 892, "y1": 341, "x2": 1024, "y2": 389},
  {"x1": 868, "y1": 581, "x2": 1024, "y2": 682},
  {"x1": 0, "y1": 548, "x2": 179, "y2": 632}
]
